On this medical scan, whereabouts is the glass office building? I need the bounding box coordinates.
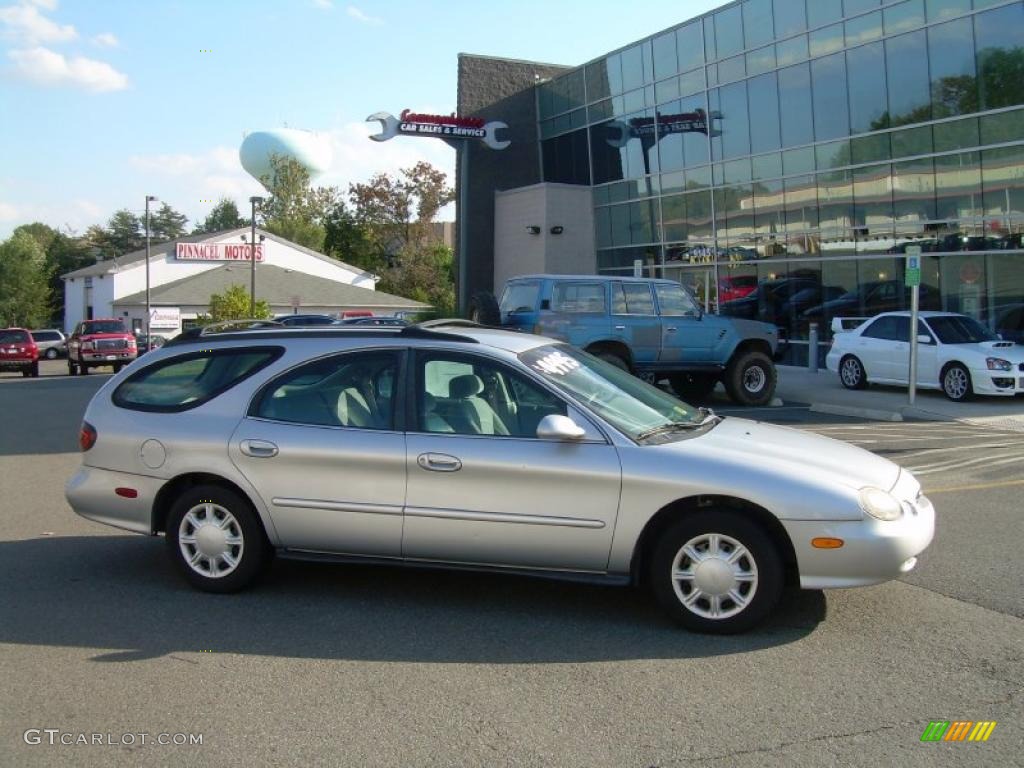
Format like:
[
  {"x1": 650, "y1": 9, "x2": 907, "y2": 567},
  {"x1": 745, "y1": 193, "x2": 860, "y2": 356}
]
[{"x1": 536, "y1": 0, "x2": 1024, "y2": 362}]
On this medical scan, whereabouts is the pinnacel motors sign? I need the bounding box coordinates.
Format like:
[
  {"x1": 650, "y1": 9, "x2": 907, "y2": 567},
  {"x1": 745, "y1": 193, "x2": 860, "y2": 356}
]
[
  {"x1": 175, "y1": 243, "x2": 265, "y2": 262},
  {"x1": 367, "y1": 109, "x2": 510, "y2": 150}
]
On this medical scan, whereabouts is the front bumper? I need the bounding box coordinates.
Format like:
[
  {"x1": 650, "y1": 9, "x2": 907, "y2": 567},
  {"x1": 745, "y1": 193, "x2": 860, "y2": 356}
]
[
  {"x1": 79, "y1": 351, "x2": 136, "y2": 363},
  {"x1": 783, "y1": 491, "x2": 935, "y2": 589},
  {"x1": 969, "y1": 366, "x2": 1024, "y2": 396},
  {"x1": 66, "y1": 465, "x2": 162, "y2": 535}
]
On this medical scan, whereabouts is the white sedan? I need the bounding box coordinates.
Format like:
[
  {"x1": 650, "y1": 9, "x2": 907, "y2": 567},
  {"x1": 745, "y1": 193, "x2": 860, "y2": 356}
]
[{"x1": 827, "y1": 311, "x2": 1024, "y2": 401}]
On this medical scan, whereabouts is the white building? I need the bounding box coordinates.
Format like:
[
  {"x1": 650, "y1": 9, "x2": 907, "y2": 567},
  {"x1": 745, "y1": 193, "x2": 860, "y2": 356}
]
[{"x1": 62, "y1": 228, "x2": 428, "y2": 334}]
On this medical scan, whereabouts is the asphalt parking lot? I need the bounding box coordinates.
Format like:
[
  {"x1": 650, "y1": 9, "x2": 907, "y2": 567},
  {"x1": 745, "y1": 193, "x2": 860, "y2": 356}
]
[{"x1": 1, "y1": 361, "x2": 1021, "y2": 766}]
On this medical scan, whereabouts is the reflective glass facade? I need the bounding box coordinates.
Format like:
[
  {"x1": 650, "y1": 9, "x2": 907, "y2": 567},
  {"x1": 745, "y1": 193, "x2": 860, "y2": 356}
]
[{"x1": 537, "y1": 0, "x2": 1024, "y2": 362}]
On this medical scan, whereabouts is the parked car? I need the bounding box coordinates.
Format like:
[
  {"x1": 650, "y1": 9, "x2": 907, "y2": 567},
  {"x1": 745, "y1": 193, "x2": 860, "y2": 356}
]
[
  {"x1": 65, "y1": 321, "x2": 935, "y2": 634},
  {"x1": 717, "y1": 275, "x2": 758, "y2": 303},
  {"x1": 719, "y1": 278, "x2": 818, "y2": 324},
  {"x1": 474, "y1": 275, "x2": 780, "y2": 406},
  {"x1": 30, "y1": 329, "x2": 67, "y2": 359},
  {"x1": 273, "y1": 314, "x2": 342, "y2": 327},
  {"x1": 67, "y1": 318, "x2": 137, "y2": 375},
  {"x1": 827, "y1": 311, "x2": 1024, "y2": 401},
  {"x1": 134, "y1": 333, "x2": 168, "y2": 354},
  {"x1": 0, "y1": 328, "x2": 40, "y2": 377},
  {"x1": 778, "y1": 286, "x2": 846, "y2": 321},
  {"x1": 802, "y1": 280, "x2": 940, "y2": 321},
  {"x1": 339, "y1": 316, "x2": 409, "y2": 326}
]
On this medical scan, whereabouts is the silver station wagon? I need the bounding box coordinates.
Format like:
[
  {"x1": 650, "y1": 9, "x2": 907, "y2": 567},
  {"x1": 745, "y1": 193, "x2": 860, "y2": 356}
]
[{"x1": 66, "y1": 321, "x2": 935, "y2": 633}]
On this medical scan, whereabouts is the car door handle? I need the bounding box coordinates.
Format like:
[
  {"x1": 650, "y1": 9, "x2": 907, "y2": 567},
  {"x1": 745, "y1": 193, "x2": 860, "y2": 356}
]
[
  {"x1": 614, "y1": 324, "x2": 626, "y2": 330},
  {"x1": 417, "y1": 453, "x2": 462, "y2": 472},
  {"x1": 240, "y1": 439, "x2": 278, "y2": 458},
  {"x1": 665, "y1": 326, "x2": 677, "y2": 332}
]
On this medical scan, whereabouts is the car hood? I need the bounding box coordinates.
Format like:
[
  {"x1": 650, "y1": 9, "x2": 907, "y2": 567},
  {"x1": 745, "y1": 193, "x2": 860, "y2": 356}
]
[
  {"x1": 659, "y1": 417, "x2": 901, "y2": 492},
  {"x1": 971, "y1": 340, "x2": 1023, "y2": 357}
]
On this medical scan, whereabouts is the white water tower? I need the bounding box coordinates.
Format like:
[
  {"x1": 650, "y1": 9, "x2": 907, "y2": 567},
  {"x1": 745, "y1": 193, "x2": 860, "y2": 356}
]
[{"x1": 239, "y1": 128, "x2": 333, "y2": 189}]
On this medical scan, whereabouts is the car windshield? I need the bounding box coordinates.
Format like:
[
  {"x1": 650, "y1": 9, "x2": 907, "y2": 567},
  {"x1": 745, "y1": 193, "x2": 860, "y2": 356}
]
[
  {"x1": 0, "y1": 330, "x2": 30, "y2": 344},
  {"x1": 926, "y1": 316, "x2": 998, "y2": 344},
  {"x1": 84, "y1": 321, "x2": 126, "y2": 334},
  {"x1": 499, "y1": 282, "x2": 541, "y2": 314},
  {"x1": 519, "y1": 344, "x2": 707, "y2": 441}
]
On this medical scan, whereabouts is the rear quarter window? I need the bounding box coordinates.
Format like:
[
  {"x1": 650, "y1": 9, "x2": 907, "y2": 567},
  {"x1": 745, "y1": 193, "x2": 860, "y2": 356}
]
[{"x1": 113, "y1": 347, "x2": 282, "y2": 412}]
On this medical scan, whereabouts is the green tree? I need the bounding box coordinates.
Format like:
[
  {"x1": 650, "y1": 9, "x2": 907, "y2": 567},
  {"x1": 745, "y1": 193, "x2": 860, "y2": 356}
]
[
  {"x1": 149, "y1": 202, "x2": 188, "y2": 241},
  {"x1": 194, "y1": 198, "x2": 248, "y2": 233},
  {"x1": 259, "y1": 154, "x2": 338, "y2": 251},
  {"x1": 105, "y1": 209, "x2": 143, "y2": 255},
  {"x1": 0, "y1": 232, "x2": 53, "y2": 327},
  {"x1": 322, "y1": 200, "x2": 381, "y2": 273},
  {"x1": 205, "y1": 284, "x2": 270, "y2": 323}
]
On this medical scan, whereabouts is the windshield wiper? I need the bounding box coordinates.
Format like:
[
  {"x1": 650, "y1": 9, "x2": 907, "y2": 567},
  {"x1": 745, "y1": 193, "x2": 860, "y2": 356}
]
[{"x1": 636, "y1": 408, "x2": 718, "y2": 440}]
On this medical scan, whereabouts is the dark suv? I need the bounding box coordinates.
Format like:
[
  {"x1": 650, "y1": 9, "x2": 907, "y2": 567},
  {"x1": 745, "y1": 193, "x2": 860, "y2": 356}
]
[{"x1": 68, "y1": 318, "x2": 137, "y2": 375}]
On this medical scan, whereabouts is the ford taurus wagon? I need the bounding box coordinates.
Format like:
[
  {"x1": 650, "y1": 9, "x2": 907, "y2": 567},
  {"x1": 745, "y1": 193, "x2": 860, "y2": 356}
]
[{"x1": 66, "y1": 321, "x2": 935, "y2": 633}]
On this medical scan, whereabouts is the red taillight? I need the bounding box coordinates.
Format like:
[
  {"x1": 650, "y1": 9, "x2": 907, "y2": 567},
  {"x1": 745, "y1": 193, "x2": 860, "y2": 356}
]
[
  {"x1": 115, "y1": 487, "x2": 138, "y2": 498},
  {"x1": 79, "y1": 421, "x2": 97, "y2": 451}
]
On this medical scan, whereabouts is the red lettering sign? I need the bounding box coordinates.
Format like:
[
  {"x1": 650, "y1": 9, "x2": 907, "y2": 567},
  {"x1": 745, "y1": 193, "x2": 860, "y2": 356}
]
[{"x1": 399, "y1": 109, "x2": 485, "y2": 129}]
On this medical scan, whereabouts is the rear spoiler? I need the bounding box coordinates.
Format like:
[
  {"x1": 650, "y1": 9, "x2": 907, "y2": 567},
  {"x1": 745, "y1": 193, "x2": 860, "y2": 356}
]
[{"x1": 831, "y1": 317, "x2": 869, "y2": 334}]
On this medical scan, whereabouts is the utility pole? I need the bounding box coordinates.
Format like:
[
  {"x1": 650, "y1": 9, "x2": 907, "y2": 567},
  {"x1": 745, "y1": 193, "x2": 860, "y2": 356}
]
[
  {"x1": 249, "y1": 196, "x2": 264, "y2": 316},
  {"x1": 144, "y1": 195, "x2": 158, "y2": 337}
]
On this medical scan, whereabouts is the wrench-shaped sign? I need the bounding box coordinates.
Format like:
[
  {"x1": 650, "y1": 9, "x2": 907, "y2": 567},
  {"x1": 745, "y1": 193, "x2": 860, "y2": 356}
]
[{"x1": 366, "y1": 111, "x2": 510, "y2": 150}]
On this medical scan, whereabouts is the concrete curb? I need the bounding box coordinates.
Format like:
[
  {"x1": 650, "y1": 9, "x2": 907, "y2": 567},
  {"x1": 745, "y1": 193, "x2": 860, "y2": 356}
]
[{"x1": 809, "y1": 403, "x2": 903, "y2": 422}]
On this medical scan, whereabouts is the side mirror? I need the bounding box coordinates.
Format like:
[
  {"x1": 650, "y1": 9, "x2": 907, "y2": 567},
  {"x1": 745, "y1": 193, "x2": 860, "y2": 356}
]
[
  {"x1": 536, "y1": 414, "x2": 586, "y2": 441},
  {"x1": 917, "y1": 334, "x2": 932, "y2": 345}
]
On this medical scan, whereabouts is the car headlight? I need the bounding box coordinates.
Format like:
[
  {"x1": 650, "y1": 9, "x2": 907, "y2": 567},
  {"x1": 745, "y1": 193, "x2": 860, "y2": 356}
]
[
  {"x1": 986, "y1": 357, "x2": 1011, "y2": 371},
  {"x1": 858, "y1": 486, "x2": 903, "y2": 521}
]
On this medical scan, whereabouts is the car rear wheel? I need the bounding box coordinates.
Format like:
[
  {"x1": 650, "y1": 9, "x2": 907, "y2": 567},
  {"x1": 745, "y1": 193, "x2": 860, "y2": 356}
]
[
  {"x1": 466, "y1": 291, "x2": 501, "y2": 325},
  {"x1": 942, "y1": 363, "x2": 973, "y2": 402},
  {"x1": 30, "y1": 361, "x2": 39, "y2": 378},
  {"x1": 595, "y1": 351, "x2": 629, "y2": 372},
  {"x1": 44, "y1": 348, "x2": 58, "y2": 360},
  {"x1": 166, "y1": 484, "x2": 270, "y2": 593},
  {"x1": 723, "y1": 350, "x2": 776, "y2": 406},
  {"x1": 839, "y1": 355, "x2": 868, "y2": 390},
  {"x1": 650, "y1": 510, "x2": 783, "y2": 634},
  {"x1": 669, "y1": 373, "x2": 718, "y2": 401}
]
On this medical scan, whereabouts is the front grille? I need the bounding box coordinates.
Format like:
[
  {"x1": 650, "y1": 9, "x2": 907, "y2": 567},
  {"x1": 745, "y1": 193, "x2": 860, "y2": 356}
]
[{"x1": 95, "y1": 339, "x2": 127, "y2": 350}]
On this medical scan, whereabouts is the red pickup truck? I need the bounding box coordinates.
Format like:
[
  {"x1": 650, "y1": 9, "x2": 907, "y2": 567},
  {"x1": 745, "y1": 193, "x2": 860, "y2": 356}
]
[
  {"x1": 0, "y1": 328, "x2": 40, "y2": 377},
  {"x1": 67, "y1": 318, "x2": 137, "y2": 375}
]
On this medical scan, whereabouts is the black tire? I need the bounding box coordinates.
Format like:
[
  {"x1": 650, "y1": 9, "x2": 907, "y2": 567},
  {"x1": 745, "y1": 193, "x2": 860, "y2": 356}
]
[
  {"x1": 941, "y1": 362, "x2": 973, "y2": 402},
  {"x1": 594, "y1": 350, "x2": 629, "y2": 372},
  {"x1": 44, "y1": 348, "x2": 58, "y2": 360},
  {"x1": 67, "y1": 360, "x2": 77, "y2": 376},
  {"x1": 113, "y1": 363, "x2": 123, "y2": 374},
  {"x1": 21, "y1": 368, "x2": 30, "y2": 378},
  {"x1": 166, "y1": 484, "x2": 270, "y2": 593},
  {"x1": 77, "y1": 363, "x2": 87, "y2": 375},
  {"x1": 30, "y1": 361, "x2": 39, "y2": 378},
  {"x1": 838, "y1": 354, "x2": 868, "y2": 390},
  {"x1": 649, "y1": 510, "x2": 784, "y2": 634},
  {"x1": 466, "y1": 290, "x2": 501, "y2": 325},
  {"x1": 669, "y1": 373, "x2": 718, "y2": 401},
  {"x1": 723, "y1": 349, "x2": 776, "y2": 406}
]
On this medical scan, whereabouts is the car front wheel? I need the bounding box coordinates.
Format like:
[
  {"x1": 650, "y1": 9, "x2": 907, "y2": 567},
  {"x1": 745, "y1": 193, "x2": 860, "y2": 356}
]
[
  {"x1": 45, "y1": 348, "x2": 58, "y2": 360},
  {"x1": 166, "y1": 484, "x2": 270, "y2": 593},
  {"x1": 942, "y1": 363, "x2": 973, "y2": 402},
  {"x1": 724, "y1": 349, "x2": 776, "y2": 406},
  {"x1": 649, "y1": 510, "x2": 783, "y2": 634}
]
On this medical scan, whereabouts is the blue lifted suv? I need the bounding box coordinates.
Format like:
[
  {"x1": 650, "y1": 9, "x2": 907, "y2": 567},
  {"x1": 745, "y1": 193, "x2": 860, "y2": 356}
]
[{"x1": 486, "y1": 275, "x2": 780, "y2": 406}]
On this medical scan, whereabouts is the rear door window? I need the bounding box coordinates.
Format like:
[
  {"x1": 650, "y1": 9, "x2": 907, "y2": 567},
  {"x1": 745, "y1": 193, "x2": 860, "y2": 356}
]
[
  {"x1": 113, "y1": 348, "x2": 282, "y2": 412},
  {"x1": 552, "y1": 282, "x2": 607, "y2": 313},
  {"x1": 861, "y1": 316, "x2": 899, "y2": 340}
]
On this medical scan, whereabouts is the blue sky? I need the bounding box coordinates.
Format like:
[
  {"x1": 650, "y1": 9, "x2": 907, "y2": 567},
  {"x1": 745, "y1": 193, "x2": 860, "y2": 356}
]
[{"x1": 0, "y1": 0, "x2": 723, "y2": 237}]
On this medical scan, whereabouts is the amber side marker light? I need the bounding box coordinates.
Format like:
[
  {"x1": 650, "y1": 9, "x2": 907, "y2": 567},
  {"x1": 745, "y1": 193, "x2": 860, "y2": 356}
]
[
  {"x1": 115, "y1": 488, "x2": 138, "y2": 499},
  {"x1": 812, "y1": 537, "x2": 845, "y2": 549}
]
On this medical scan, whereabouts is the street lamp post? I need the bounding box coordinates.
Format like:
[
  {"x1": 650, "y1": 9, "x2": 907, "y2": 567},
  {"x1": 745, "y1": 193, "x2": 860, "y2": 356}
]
[
  {"x1": 248, "y1": 196, "x2": 264, "y2": 316},
  {"x1": 144, "y1": 195, "x2": 158, "y2": 337}
]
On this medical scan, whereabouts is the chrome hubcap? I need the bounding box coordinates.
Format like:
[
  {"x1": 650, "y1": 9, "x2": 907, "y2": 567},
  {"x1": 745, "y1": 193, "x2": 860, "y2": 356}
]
[
  {"x1": 743, "y1": 365, "x2": 766, "y2": 393},
  {"x1": 841, "y1": 359, "x2": 861, "y2": 386},
  {"x1": 178, "y1": 503, "x2": 244, "y2": 578},
  {"x1": 670, "y1": 533, "x2": 758, "y2": 620},
  {"x1": 945, "y1": 368, "x2": 968, "y2": 399}
]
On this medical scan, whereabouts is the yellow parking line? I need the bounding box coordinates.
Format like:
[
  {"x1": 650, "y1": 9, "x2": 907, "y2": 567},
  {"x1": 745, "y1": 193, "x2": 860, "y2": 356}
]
[{"x1": 926, "y1": 479, "x2": 1024, "y2": 494}]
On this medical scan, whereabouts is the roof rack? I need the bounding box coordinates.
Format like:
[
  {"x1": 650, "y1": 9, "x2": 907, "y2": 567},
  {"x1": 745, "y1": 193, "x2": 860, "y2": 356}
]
[{"x1": 162, "y1": 318, "x2": 481, "y2": 348}]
